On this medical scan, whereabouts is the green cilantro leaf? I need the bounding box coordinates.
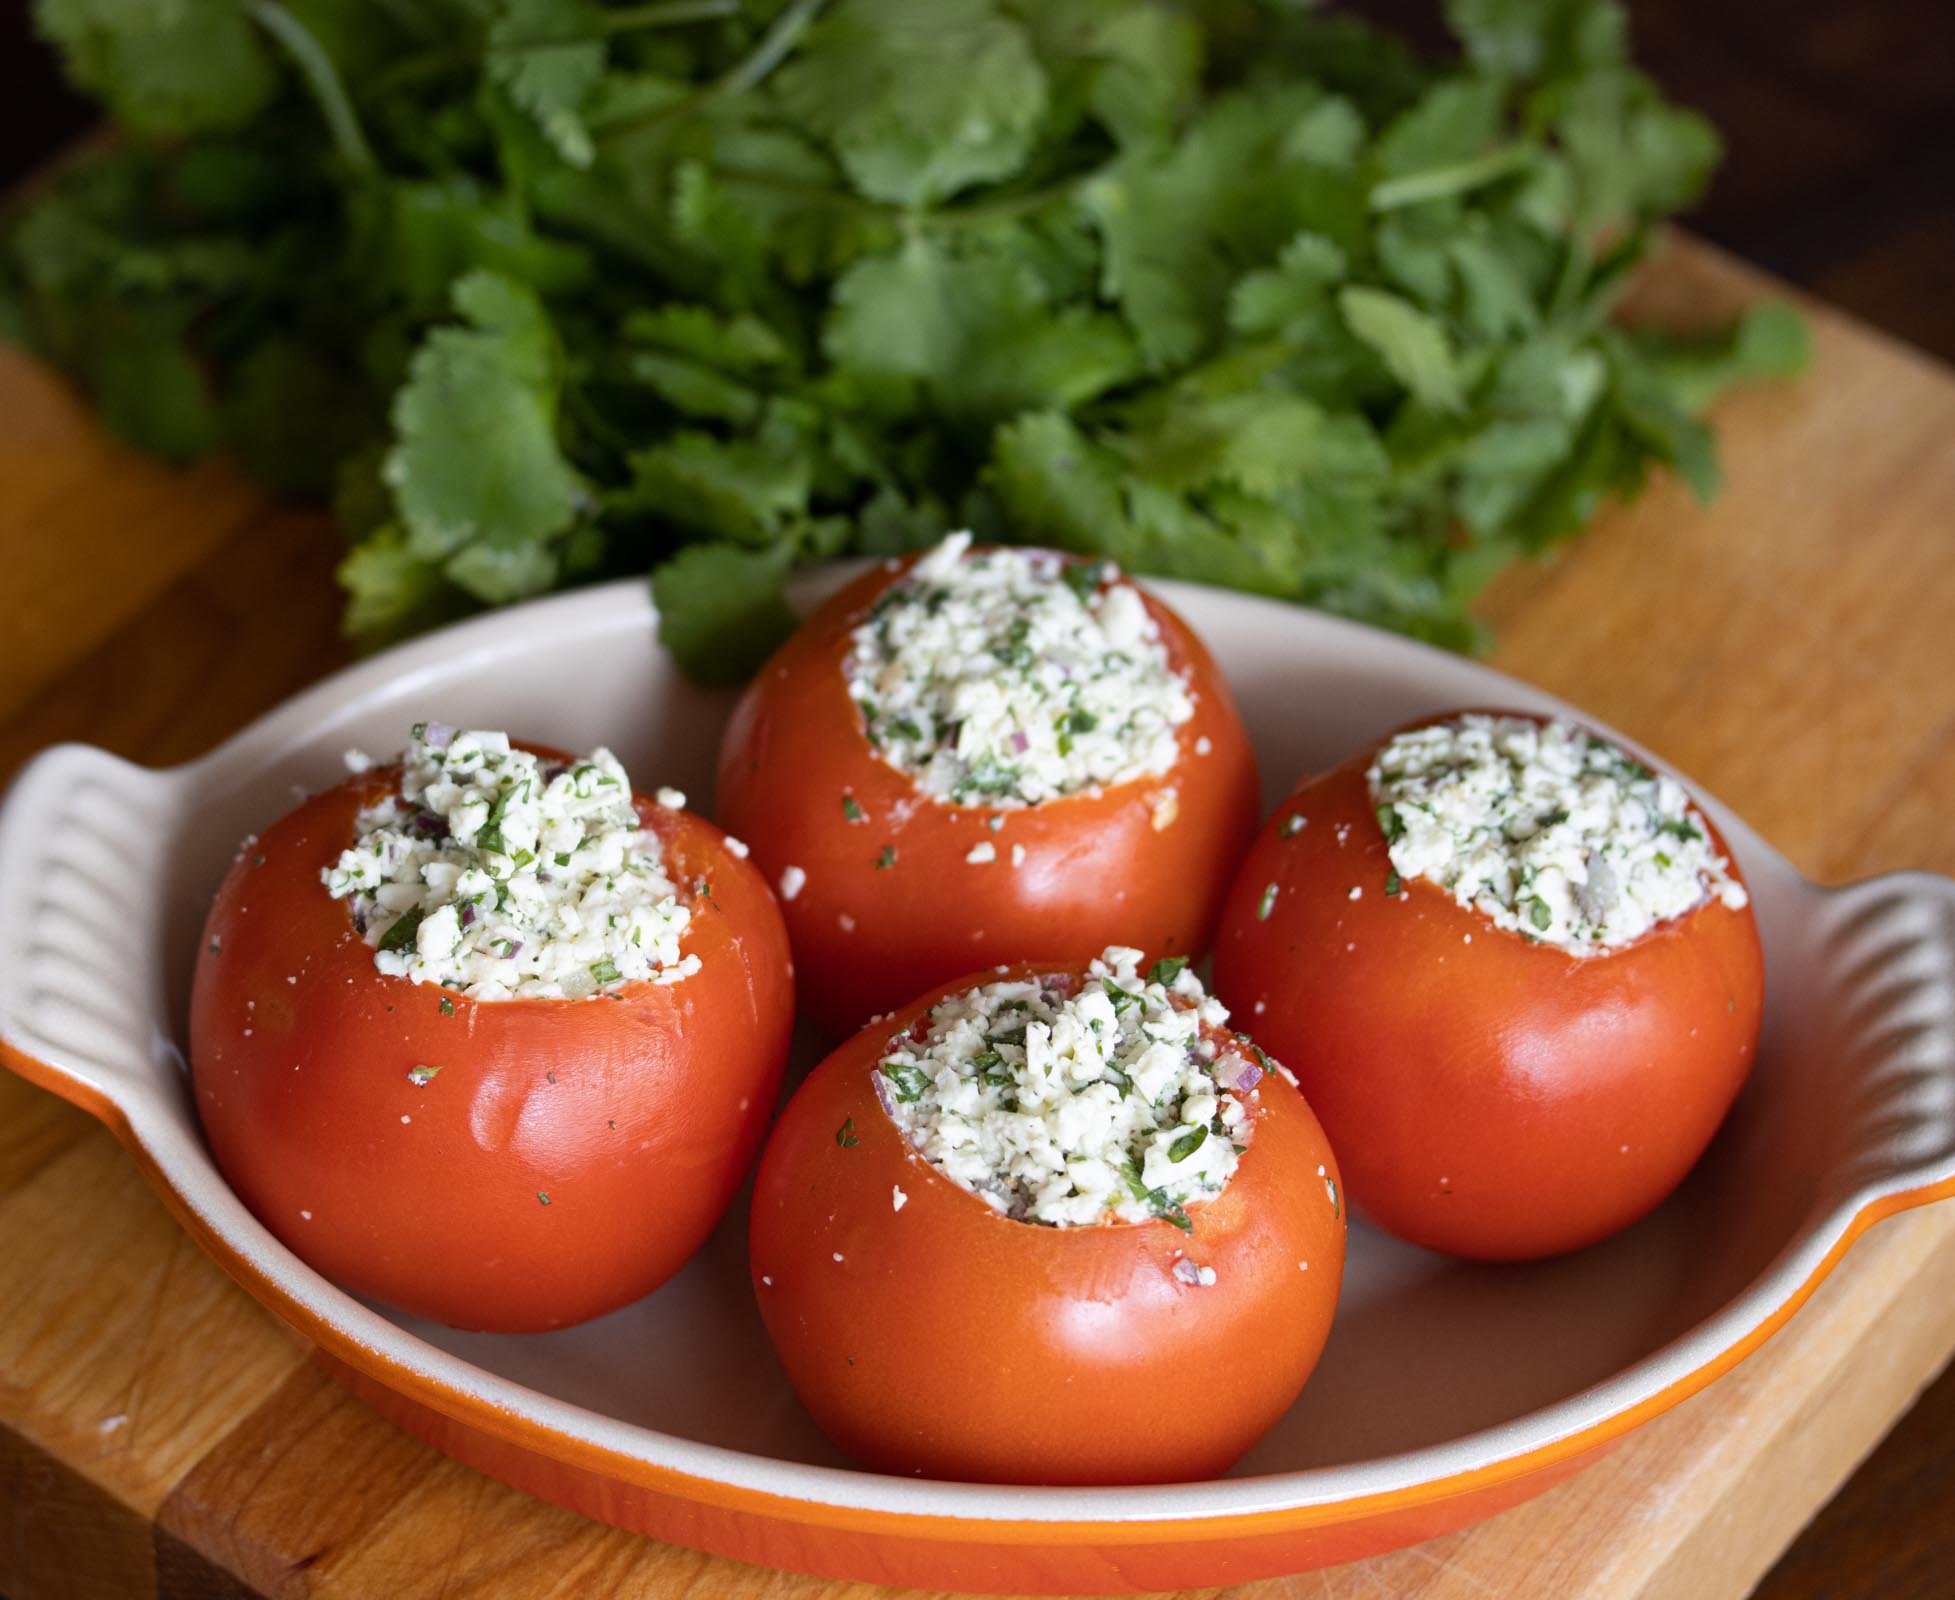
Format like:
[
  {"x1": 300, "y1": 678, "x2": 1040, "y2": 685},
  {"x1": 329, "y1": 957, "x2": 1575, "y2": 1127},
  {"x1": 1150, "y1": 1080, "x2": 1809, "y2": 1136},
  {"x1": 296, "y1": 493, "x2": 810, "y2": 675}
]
[
  {"x1": 626, "y1": 411, "x2": 816, "y2": 543},
  {"x1": 338, "y1": 524, "x2": 473, "y2": 646},
  {"x1": 825, "y1": 233, "x2": 1138, "y2": 426},
  {"x1": 35, "y1": 0, "x2": 277, "y2": 137},
  {"x1": 1019, "y1": 1, "x2": 1201, "y2": 149},
  {"x1": 444, "y1": 541, "x2": 562, "y2": 606},
  {"x1": 774, "y1": 0, "x2": 1050, "y2": 208},
  {"x1": 617, "y1": 302, "x2": 793, "y2": 423},
  {"x1": 1337, "y1": 286, "x2": 1465, "y2": 413},
  {"x1": 1443, "y1": 0, "x2": 1625, "y2": 81},
  {"x1": 384, "y1": 271, "x2": 589, "y2": 568},
  {"x1": 487, "y1": 0, "x2": 606, "y2": 169},
  {"x1": 1628, "y1": 301, "x2": 1812, "y2": 416},
  {"x1": 1373, "y1": 76, "x2": 1507, "y2": 186},
  {"x1": 5, "y1": 0, "x2": 1809, "y2": 688},
  {"x1": 1083, "y1": 85, "x2": 1366, "y2": 369},
  {"x1": 650, "y1": 540, "x2": 798, "y2": 689},
  {"x1": 1227, "y1": 232, "x2": 1349, "y2": 339},
  {"x1": 357, "y1": 177, "x2": 594, "y2": 316}
]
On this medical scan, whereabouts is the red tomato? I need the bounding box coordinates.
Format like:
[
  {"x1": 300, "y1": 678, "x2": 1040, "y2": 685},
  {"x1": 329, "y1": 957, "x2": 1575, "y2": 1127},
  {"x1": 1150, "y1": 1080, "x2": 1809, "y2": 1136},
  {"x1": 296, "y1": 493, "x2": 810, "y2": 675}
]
[
  {"x1": 190, "y1": 763, "x2": 794, "y2": 1332},
  {"x1": 1212, "y1": 716, "x2": 1765, "y2": 1262},
  {"x1": 716, "y1": 555, "x2": 1259, "y2": 1037},
  {"x1": 748, "y1": 960, "x2": 1346, "y2": 1486}
]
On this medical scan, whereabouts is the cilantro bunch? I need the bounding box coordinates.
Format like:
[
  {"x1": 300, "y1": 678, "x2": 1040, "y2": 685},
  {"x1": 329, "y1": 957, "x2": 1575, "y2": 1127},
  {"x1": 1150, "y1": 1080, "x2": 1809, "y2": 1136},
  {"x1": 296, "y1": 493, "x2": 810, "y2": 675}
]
[{"x1": 5, "y1": 0, "x2": 1806, "y2": 681}]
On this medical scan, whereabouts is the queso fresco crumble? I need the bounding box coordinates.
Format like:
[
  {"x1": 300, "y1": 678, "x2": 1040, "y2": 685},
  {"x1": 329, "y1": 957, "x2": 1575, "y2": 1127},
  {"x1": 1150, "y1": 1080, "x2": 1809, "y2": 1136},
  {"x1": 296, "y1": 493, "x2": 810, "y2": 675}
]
[
  {"x1": 323, "y1": 723, "x2": 696, "y2": 999},
  {"x1": 1369, "y1": 714, "x2": 1748, "y2": 955},
  {"x1": 845, "y1": 532, "x2": 1195, "y2": 807},
  {"x1": 876, "y1": 947, "x2": 1267, "y2": 1228}
]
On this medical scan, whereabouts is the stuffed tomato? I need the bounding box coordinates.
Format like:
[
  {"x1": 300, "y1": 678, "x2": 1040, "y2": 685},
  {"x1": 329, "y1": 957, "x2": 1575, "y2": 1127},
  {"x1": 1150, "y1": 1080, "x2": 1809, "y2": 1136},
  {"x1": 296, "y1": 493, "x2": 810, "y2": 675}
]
[
  {"x1": 717, "y1": 533, "x2": 1258, "y2": 1036},
  {"x1": 749, "y1": 947, "x2": 1345, "y2": 1485},
  {"x1": 1214, "y1": 711, "x2": 1765, "y2": 1262},
  {"x1": 190, "y1": 722, "x2": 793, "y2": 1332}
]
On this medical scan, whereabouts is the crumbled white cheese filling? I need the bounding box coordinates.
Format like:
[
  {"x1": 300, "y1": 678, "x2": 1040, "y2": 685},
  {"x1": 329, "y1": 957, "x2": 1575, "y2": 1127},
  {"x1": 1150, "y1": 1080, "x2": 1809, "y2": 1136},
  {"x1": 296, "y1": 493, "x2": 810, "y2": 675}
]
[
  {"x1": 322, "y1": 723, "x2": 697, "y2": 1000},
  {"x1": 845, "y1": 532, "x2": 1195, "y2": 808},
  {"x1": 876, "y1": 947, "x2": 1266, "y2": 1227},
  {"x1": 1369, "y1": 714, "x2": 1749, "y2": 954}
]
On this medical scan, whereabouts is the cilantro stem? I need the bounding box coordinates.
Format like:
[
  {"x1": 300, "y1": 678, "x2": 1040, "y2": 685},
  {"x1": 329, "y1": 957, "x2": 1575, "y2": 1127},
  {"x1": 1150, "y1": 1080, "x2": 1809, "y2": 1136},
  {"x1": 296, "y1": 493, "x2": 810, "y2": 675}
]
[
  {"x1": 1546, "y1": 230, "x2": 1596, "y2": 322},
  {"x1": 597, "y1": 0, "x2": 826, "y2": 144},
  {"x1": 249, "y1": 0, "x2": 376, "y2": 175},
  {"x1": 489, "y1": 0, "x2": 740, "y2": 49},
  {"x1": 710, "y1": 160, "x2": 1108, "y2": 232},
  {"x1": 720, "y1": 0, "x2": 825, "y2": 96},
  {"x1": 1369, "y1": 142, "x2": 1538, "y2": 211},
  {"x1": 599, "y1": 0, "x2": 740, "y2": 32},
  {"x1": 373, "y1": 0, "x2": 738, "y2": 98},
  {"x1": 921, "y1": 165, "x2": 1111, "y2": 229}
]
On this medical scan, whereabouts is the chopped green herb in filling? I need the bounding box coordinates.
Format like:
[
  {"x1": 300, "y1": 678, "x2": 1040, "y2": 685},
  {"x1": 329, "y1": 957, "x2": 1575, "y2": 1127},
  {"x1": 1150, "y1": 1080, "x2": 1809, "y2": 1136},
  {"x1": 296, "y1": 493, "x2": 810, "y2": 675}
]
[
  {"x1": 1368, "y1": 714, "x2": 1748, "y2": 954},
  {"x1": 881, "y1": 1060, "x2": 931, "y2": 1103},
  {"x1": 874, "y1": 946, "x2": 1263, "y2": 1228},
  {"x1": 323, "y1": 724, "x2": 697, "y2": 1000},
  {"x1": 845, "y1": 533, "x2": 1194, "y2": 809}
]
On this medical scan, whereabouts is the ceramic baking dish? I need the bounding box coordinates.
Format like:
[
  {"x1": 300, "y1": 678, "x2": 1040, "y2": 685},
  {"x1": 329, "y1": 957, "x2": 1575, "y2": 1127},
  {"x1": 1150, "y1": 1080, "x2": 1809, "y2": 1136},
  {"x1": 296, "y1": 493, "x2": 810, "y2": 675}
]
[{"x1": 2, "y1": 569, "x2": 1951, "y2": 1594}]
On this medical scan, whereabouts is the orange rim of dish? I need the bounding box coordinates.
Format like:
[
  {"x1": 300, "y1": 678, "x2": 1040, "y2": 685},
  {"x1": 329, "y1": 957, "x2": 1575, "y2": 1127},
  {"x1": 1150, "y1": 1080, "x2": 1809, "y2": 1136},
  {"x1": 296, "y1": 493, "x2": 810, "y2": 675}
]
[{"x1": 10, "y1": 1033, "x2": 1953, "y2": 1548}]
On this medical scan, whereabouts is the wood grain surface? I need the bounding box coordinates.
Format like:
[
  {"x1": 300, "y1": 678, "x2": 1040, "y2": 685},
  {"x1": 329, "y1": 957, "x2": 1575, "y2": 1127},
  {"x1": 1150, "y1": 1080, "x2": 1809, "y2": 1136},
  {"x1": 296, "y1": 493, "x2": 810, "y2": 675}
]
[{"x1": 2, "y1": 234, "x2": 1954, "y2": 1599}]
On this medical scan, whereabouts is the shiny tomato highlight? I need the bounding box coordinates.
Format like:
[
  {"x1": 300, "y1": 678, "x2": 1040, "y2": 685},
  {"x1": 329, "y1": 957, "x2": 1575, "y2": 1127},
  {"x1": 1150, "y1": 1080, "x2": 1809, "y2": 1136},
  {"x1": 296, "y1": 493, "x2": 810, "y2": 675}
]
[
  {"x1": 748, "y1": 959, "x2": 1346, "y2": 1485},
  {"x1": 190, "y1": 764, "x2": 794, "y2": 1332},
  {"x1": 716, "y1": 556, "x2": 1259, "y2": 1037},
  {"x1": 1213, "y1": 719, "x2": 1765, "y2": 1262}
]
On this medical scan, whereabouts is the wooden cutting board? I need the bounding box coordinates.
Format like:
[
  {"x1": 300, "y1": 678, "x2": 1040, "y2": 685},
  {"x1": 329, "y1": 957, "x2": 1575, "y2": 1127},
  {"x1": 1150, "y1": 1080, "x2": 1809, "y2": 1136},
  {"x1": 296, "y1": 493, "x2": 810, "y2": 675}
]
[{"x1": 3, "y1": 234, "x2": 1954, "y2": 1600}]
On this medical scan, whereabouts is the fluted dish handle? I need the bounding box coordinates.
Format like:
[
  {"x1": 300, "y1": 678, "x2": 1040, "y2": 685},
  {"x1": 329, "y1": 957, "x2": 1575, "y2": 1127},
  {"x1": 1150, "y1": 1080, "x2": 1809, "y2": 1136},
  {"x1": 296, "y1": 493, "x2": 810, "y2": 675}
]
[
  {"x1": 1803, "y1": 871, "x2": 1955, "y2": 1208},
  {"x1": 0, "y1": 743, "x2": 189, "y2": 1111}
]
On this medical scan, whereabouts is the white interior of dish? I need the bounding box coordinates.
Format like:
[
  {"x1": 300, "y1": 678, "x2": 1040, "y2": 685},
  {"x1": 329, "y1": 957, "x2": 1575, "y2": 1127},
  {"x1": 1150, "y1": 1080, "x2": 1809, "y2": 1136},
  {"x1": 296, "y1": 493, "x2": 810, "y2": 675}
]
[{"x1": 2, "y1": 568, "x2": 1952, "y2": 1523}]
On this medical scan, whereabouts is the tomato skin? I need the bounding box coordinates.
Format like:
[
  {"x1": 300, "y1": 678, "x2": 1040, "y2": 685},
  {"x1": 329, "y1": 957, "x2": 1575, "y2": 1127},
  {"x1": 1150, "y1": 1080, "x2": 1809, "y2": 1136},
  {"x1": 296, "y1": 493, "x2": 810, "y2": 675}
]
[
  {"x1": 748, "y1": 961, "x2": 1346, "y2": 1486},
  {"x1": 716, "y1": 557, "x2": 1259, "y2": 1037},
  {"x1": 189, "y1": 768, "x2": 794, "y2": 1333},
  {"x1": 1212, "y1": 727, "x2": 1766, "y2": 1263}
]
